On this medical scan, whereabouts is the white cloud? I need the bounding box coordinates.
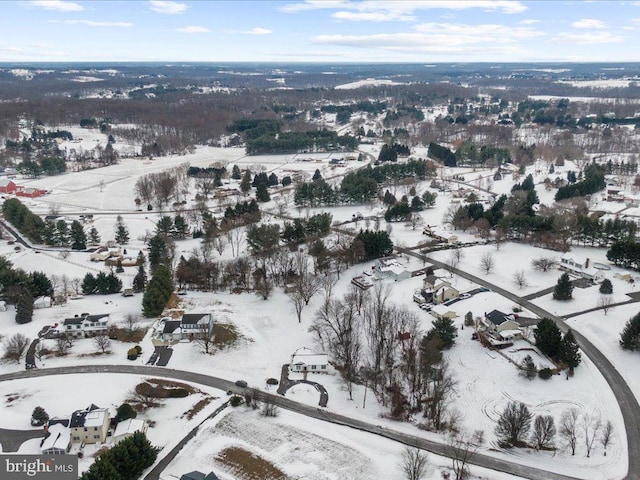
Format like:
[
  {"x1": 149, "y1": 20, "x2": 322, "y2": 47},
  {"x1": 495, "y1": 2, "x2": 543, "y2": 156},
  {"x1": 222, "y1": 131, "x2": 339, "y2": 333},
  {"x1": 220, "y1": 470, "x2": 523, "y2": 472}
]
[
  {"x1": 50, "y1": 19, "x2": 133, "y2": 27},
  {"x1": 282, "y1": 0, "x2": 527, "y2": 19},
  {"x1": 554, "y1": 31, "x2": 623, "y2": 45},
  {"x1": 0, "y1": 47, "x2": 22, "y2": 53},
  {"x1": 149, "y1": 1, "x2": 188, "y2": 14},
  {"x1": 242, "y1": 27, "x2": 272, "y2": 35},
  {"x1": 175, "y1": 25, "x2": 210, "y2": 33},
  {"x1": 333, "y1": 11, "x2": 414, "y2": 21},
  {"x1": 519, "y1": 19, "x2": 539, "y2": 25},
  {"x1": 29, "y1": 1, "x2": 83, "y2": 11},
  {"x1": 571, "y1": 18, "x2": 607, "y2": 29},
  {"x1": 313, "y1": 22, "x2": 542, "y2": 56}
]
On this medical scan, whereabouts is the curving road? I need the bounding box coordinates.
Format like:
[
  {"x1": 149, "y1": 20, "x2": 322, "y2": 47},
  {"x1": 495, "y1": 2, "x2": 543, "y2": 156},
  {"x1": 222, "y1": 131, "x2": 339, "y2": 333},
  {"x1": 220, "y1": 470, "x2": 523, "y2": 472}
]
[
  {"x1": 396, "y1": 246, "x2": 640, "y2": 480},
  {"x1": 0, "y1": 365, "x2": 590, "y2": 480}
]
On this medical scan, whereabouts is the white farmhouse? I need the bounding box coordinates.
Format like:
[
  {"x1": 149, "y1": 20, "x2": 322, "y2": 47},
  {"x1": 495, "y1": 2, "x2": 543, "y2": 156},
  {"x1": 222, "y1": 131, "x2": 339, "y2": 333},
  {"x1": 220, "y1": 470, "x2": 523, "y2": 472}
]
[{"x1": 290, "y1": 347, "x2": 328, "y2": 374}]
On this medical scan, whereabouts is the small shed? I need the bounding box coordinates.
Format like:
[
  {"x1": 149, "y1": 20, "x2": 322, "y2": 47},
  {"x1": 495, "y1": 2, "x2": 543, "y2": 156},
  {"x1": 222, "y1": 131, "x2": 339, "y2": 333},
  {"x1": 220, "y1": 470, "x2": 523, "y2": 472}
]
[
  {"x1": 430, "y1": 305, "x2": 458, "y2": 321},
  {"x1": 34, "y1": 296, "x2": 52, "y2": 309},
  {"x1": 113, "y1": 419, "x2": 146, "y2": 443},
  {"x1": 0, "y1": 179, "x2": 17, "y2": 194}
]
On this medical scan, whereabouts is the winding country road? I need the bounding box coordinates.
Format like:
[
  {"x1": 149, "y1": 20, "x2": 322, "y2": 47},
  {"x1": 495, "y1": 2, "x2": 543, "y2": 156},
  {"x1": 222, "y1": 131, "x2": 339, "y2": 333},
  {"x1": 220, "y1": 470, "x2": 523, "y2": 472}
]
[
  {"x1": 396, "y1": 246, "x2": 640, "y2": 480},
  {"x1": 0, "y1": 365, "x2": 580, "y2": 480}
]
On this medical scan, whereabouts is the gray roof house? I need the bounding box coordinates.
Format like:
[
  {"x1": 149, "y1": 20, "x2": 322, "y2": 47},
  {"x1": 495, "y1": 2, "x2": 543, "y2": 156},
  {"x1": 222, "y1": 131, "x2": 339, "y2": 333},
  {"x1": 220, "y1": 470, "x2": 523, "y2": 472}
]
[{"x1": 180, "y1": 472, "x2": 219, "y2": 480}]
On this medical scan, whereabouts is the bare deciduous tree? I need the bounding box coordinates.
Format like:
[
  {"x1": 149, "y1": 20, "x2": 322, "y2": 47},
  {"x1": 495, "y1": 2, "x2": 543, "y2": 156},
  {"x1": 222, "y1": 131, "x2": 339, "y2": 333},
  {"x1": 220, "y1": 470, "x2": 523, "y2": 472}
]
[
  {"x1": 449, "y1": 247, "x2": 463, "y2": 269},
  {"x1": 289, "y1": 290, "x2": 306, "y2": 323},
  {"x1": 226, "y1": 225, "x2": 245, "y2": 257},
  {"x1": 598, "y1": 296, "x2": 613, "y2": 315},
  {"x1": 513, "y1": 270, "x2": 528, "y2": 289},
  {"x1": 559, "y1": 408, "x2": 580, "y2": 455},
  {"x1": 532, "y1": 256, "x2": 556, "y2": 272},
  {"x1": 531, "y1": 415, "x2": 556, "y2": 450},
  {"x1": 55, "y1": 334, "x2": 73, "y2": 356},
  {"x1": 124, "y1": 314, "x2": 140, "y2": 340},
  {"x1": 400, "y1": 447, "x2": 428, "y2": 480},
  {"x1": 582, "y1": 413, "x2": 601, "y2": 458},
  {"x1": 2, "y1": 333, "x2": 30, "y2": 363},
  {"x1": 424, "y1": 360, "x2": 457, "y2": 431},
  {"x1": 447, "y1": 430, "x2": 478, "y2": 480},
  {"x1": 600, "y1": 420, "x2": 614, "y2": 456},
  {"x1": 495, "y1": 401, "x2": 533, "y2": 447},
  {"x1": 213, "y1": 236, "x2": 227, "y2": 256},
  {"x1": 93, "y1": 335, "x2": 111, "y2": 354},
  {"x1": 194, "y1": 323, "x2": 214, "y2": 354},
  {"x1": 480, "y1": 252, "x2": 495, "y2": 275}
]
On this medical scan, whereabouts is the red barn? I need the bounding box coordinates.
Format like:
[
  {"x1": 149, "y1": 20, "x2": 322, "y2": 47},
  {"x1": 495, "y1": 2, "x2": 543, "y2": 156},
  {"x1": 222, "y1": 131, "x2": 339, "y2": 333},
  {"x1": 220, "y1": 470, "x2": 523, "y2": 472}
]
[
  {"x1": 0, "y1": 179, "x2": 17, "y2": 194},
  {"x1": 16, "y1": 186, "x2": 46, "y2": 198}
]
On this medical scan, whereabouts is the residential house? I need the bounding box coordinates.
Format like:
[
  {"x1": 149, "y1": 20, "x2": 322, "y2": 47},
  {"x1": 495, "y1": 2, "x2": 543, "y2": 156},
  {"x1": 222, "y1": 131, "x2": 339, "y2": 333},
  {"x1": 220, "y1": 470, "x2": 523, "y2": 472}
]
[
  {"x1": 0, "y1": 179, "x2": 17, "y2": 194},
  {"x1": 559, "y1": 252, "x2": 603, "y2": 281},
  {"x1": 180, "y1": 313, "x2": 214, "y2": 339},
  {"x1": 375, "y1": 258, "x2": 410, "y2": 281},
  {"x1": 69, "y1": 404, "x2": 110, "y2": 444},
  {"x1": 40, "y1": 423, "x2": 71, "y2": 455},
  {"x1": 351, "y1": 272, "x2": 374, "y2": 290},
  {"x1": 180, "y1": 472, "x2": 219, "y2": 480},
  {"x1": 63, "y1": 314, "x2": 110, "y2": 338},
  {"x1": 606, "y1": 185, "x2": 624, "y2": 202},
  {"x1": 290, "y1": 347, "x2": 328, "y2": 374},
  {"x1": 482, "y1": 310, "x2": 521, "y2": 340},
  {"x1": 161, "y1": 320, "x2": 183, "y2": 342},
  {"x1": 430, "y1": 305, "x2": 458, "y2": 321},
  {"x1": 423, "y1": 226, "x2": 459, "y2": 244},
  {"x1": 432, "y1": 280, "x2": 460, "y2": 305},
  {"x1": 113, "y1": 419, "x2": 147, "y2": 443}
]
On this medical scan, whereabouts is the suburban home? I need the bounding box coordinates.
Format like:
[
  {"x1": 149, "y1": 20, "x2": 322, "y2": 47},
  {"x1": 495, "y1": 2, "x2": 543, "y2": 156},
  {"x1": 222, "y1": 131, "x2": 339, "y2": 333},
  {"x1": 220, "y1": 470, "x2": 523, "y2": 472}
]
[
  {"x1": 159, "y1": 314, "x2": 214, "y2": 342},
  {"x1": 63, "y1": 313, "x2": 110, "y2": 338},
  {"x1": 180, "y1": 313, "x2": 214, "y2": 338},
  {"x1": 40, "y1": 423, "x2": 71, "y2": 455},
  {"x1": 351, "y1": 271, "x2": 375, "y2": 290},
  {"x1": 559, "y1": 252, "x2": 603, "y2": 281},
  {"x1": 290, "y1": 347, "x2": 328, "y2": 374},
  {"x1": 482, "y1": 310, "x2": 522, "y2": 340},
  {"x1": 113, "y1": 419, "x2": 146, "y2": 444},
  {"x1": 180, "y1": 472, "x2": 219, "y2": 480},
  {"x1": 432, "y1": 280, "x2": 460, "y2": 304},
  {"x1": 0, "y1": 179, "x2": 17, "y2": 194},
  {"x1": 430, "y1": 305, "x2": 458, "y2": 321},
  {"x1": 69, "y1": 404, "x2": 110, "y2": 444},
  {"x1": 423, "y1": 225, "x2": 459, "y2": 244},
  {"x1": 375, "y1": 258, "x2": 410, "y2": 281},
  {"x1": 606, "y1": 185, "x2": 624, "y2": 202}
]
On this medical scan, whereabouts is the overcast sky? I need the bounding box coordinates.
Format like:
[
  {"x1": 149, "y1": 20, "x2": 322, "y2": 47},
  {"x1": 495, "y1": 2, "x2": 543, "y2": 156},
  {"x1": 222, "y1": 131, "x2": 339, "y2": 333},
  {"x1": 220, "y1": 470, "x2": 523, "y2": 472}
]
[{"x1": 1, "y1": 0, "x2": 639, "y2": 63}]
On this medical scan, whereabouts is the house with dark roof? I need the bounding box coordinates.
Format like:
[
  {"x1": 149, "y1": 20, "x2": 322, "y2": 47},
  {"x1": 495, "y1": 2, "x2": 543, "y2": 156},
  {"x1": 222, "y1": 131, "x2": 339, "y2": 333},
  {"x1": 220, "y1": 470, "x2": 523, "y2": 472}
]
[
  {"x1": 180, "y1": 471, "x2": 219, "y2": 480},
  {"x1": 160, "y1": 314, "x2": 213, "y2": 342},
  {"x1": 63, "y1": 314, "x2": 110, "y2": 338},
  {"x1": 482, "y1": 310, "x2": 521, "y2": 339},
  {"x1": 69, "y1": 404, "x2": 110, "y2": 444}
]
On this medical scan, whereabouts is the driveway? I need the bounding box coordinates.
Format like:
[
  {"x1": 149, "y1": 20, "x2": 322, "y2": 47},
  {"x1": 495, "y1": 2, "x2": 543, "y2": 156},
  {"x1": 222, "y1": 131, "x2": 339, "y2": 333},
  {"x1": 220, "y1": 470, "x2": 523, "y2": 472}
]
[{"x1": 0, "y1": 427, "x2": 44, "y2": 452}]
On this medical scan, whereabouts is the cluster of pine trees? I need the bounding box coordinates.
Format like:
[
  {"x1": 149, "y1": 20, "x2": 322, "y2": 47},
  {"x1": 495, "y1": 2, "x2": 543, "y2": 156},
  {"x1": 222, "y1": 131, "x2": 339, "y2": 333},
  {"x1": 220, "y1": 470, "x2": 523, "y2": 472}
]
[{"x1": 80, "y1": 431, "x2": 157, "y2": 480}]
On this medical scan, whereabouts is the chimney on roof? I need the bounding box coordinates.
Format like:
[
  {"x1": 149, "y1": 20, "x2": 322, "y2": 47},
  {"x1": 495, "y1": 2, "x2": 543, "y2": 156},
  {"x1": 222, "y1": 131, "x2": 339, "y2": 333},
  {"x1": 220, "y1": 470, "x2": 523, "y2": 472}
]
[{"x1": 585, "y1": 258, "x2": 590, "y2": 268}]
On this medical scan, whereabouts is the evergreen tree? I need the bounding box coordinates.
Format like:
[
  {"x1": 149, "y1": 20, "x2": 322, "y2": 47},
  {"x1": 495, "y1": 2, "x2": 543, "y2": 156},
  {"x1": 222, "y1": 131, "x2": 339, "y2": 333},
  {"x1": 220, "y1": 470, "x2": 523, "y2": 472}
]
[
  {"x1": 312, "y1": 169, "x2": 322, "y2": 181},
  {"x1": 70, "y1": 220, "x2": 87, "y2": 250},
  {"x1": 560, "y1": 329, "x2": 581, "y2": 373},
  {"x1": 620, "y1": 312, "x2": 640, "y2": 351},
  {"x1": 147, "y1": 234, "x2": 170, "y2": 274},
  {"x1": 29, "y1": 271, "x2": 53, "y2": 298},
  {"x1": 81, "y1": 273, "x2": 97, "y2": 294},
  {"x1": 142, "y1": 265, "x2": 174, "y2": 317},
  {"x1": 42, "y1": 222, "x2": 56, "y2": 245},
  {"x1": 88, "y1": 226, "x2": 101, "y2": 245},
  {"x1": 31, "y1": 406, "x2": 49, "y2": 426},
  {"x1": 553, "y1": 272, "x2": 573, "y2": 300},
  {"x1": 15, "y1": 289, "x2": 34, "y2": 324},
  {"x1": 115, "y1": 259, "x2": 124, "y2": 273},
  {"x1": 268, "y1": 172, "x2": 279, "y2": 186},
  {"x1": 231, "y1": 164, "x2": 242, "y2": 180},
  {"x1": 115, "y1": 403, "x2": 137, "y2": 423},
  {"x1": 599, "y1": 278, "x2": 613, "y2": 294},
  {"x1": 55, "y1": 219, "x2": 69, "y2": 246},
  {"x1": 256, "y1": 183, "x2": 270, "y2": 202},
  {"x1": 132, "y1": 264, "x2": 147, "y2": 293},
  {"x1": 80, "y1": 457, "x2": 121, "y2": 480},
  {"x1": 426, "y1": 317, "x2": 457, "y2": 349},
  {"x1": 156, "y1": 216, "x2": 173, "y2": 236},
  {"x1": 240, "y1": 170, "x2": 252, "y2": 193},
  {"x1": 520, "y1": 355, "x2": 537, "y2": 380},
  {"x1": 114, "y1": 215, "x2": 129, "y2": 245},
  {"x1": 173, "y1": 215, "x2": 189, "y2": 239},
  {"x1": 136, "y1": 250, "x2": 146, "y2": 266},
  {"x1": 534, "y1": 318, "x2": 563, "y2": 358}
]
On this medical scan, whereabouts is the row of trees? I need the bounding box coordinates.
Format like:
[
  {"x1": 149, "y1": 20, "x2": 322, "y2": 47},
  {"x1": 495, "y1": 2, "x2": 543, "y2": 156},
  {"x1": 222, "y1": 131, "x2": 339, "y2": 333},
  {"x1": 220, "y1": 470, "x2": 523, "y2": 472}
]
[
  {"x1": 495, "y1": 402, "x2": 613, "y2": 457},
  {"x1": 134, "y1": 163, "x2": 190, "y2": 208},
  {"x1": 534, "y1": 318, "x2": 582, "y2": 372},
  {"x1": 81, "y1": 272, "x2": 123, "y2": 295}
]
